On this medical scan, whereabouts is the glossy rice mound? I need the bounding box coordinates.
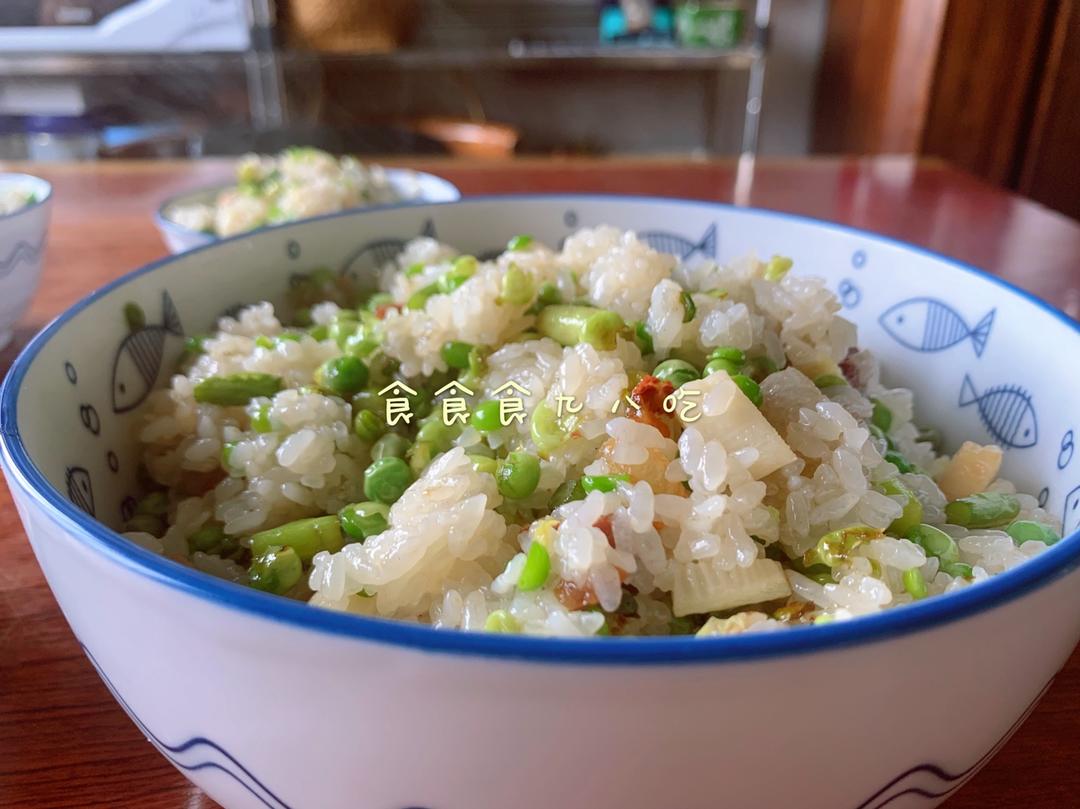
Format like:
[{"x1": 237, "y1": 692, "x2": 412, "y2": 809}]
[
  {"x1": 167, "y1": 147, "x2": 415, "y2": 237},
  {"x1": 131, "y1": 227, "x2": 1062, "y2": 637}
]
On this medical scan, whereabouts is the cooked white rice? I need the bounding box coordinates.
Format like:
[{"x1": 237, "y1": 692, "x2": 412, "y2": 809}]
[{"x1": 130, "y1": 226, "x2": 1062, "y2": 637}]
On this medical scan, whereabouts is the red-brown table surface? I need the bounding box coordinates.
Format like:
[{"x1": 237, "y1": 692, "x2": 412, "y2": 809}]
[{"x1": 1, "y1": 157, "x2": 1079, "y2": 809}]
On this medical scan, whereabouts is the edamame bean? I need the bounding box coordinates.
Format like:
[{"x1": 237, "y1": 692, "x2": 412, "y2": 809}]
[
  {"x1": 871, "y1": 399, "x2": 893, "y2": 432},
  {"x1": 530, "y1": 401, "x2": 566, "y2": 453},
  {"x1": 1006, "y1": 520, "x2": 1060, "y2": 546},
  {"x1": 517, "y1": 541, "x2": 551, "y2": 591},
  {"x1": 537, "y1": 305, "x2": 625, "y2": 351},
  {"x1": 941, "y1": 561, "x2": 974, "y2": 579},
  {"x1": 581, "y1": 474, "x2": 630, "y2": 494},
  {"x1": 353, "y1": 408, "x2": 385, "y2": 443},
  {"x1": 497, "y1": 451, "x2": 541, "y2": 500},
  {"x1": 194, "y1": 373, "x2": 283, "y2": 406},
  {"x1": 364, "y1": 457, "x2": 414, "y2": 504},
  {"x1": 251, "y1": 515, "x2": 344, "y2": 562},
  {"x1": 903, "y1": 567, "x2": 928, "y2": 599},
  {"x1": 906, "y1": 524, "x2": 960, "y2": 564},
  {"x1": 814, "y1": 374, "x2": 847, "y2": 389},
  {"x1": 339, "y1": 501, "x2": 390, "y2": 541},
  {"x1": 248, "y1": 545, "x2": 303, "y2": 595},
  {"x1": 468, "y1": 454, "x2": 499, "y2": 475},
  {"x1": 314, "y1": 356, "x2": 369, "y2": 397},
  {"x1": 407, "y1": 283, "x2": 439, "y2": 310},
  {"x1": 437, "y1": 256, "x2": 476, "y2": 293},
  {"x1": 945, "y1": 492, "x2": 1020, "y2": 528},
  {"x1": 484, "y1": 609, "x2": 521, "y2": 632},
  {"x1": 879, "y1": 479, "x2": 923, "y2": 537},
  {"x1": 537, "y1": 282, "x2": 561, "y2": 306},
  {"x1": 500, "y1": 264, "x2": 535, "y2": 305}
]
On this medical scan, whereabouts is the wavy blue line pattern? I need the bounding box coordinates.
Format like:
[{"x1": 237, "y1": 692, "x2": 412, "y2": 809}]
[
  {"x1": 81, "y1": 643, "x2": 294, "y2": 809},
  {"x1": 0, "y1": 236, "x2": 45, "y2": 280},
  {"x1": 851, "y1": 676, "x2": 1054, "y2": 809}
]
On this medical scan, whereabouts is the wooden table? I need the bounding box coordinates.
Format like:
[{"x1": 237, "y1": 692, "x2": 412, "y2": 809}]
[{"x1": 2, "y1": 157, "x2": 1079, "y2": 808}]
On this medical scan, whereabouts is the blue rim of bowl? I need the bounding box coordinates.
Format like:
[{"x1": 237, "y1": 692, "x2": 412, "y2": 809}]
[
  {"x1": 3, "y1": 193, "x2": 1080, "y2": 665},
  {"x1": 154, "y1": 169, "x2": 462, "y2": 245},
  {"x1": 0, "y1": 173, "x2": 52, "y2": 223}
]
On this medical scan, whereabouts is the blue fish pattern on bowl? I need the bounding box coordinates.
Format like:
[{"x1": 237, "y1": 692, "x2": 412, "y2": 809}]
[
  {"x1": 65, "y1": 466, "x2": 94, "y2": 517},
  {"x1": 110, "y1": 291, "x2": 184, "y2": 414},
  {"x1": 0, "y1": 236, "x2": 45, "y2": 279},
  {"x1": 340, "y1": 219, "x2": 437, "y2": 280},
  {"x1": 879, "y1": 298, "x2": 994, "y2": 357},
  {"x1": 959, "y1": 373, "x2": 1038, "y2": 449},
  {"x1": 639, "y1": 223, "x2": 717, "y2": 260}
]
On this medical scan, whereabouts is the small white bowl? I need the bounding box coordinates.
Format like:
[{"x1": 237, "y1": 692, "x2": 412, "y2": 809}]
[
  {"x1": 0, "y1": 173, "x2": 51, "y2": 350},
  {"x1": 155, "y1": 168, "x2": 461, "y2": 253},
  {"x1": 3, "y1": 196, "x2": 1080, "y2": 809}
]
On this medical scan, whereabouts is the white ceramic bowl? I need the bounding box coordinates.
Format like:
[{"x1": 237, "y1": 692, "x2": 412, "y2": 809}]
[
  {"x1": 155, "y1": 167, "x2": 462, "y2": 253},
  {"x1": 3, "y1": 196, "x2": 1080, "y2": 809},
  {"x1": 0, "y1": 173, "x2": 51, "y2": 350}
]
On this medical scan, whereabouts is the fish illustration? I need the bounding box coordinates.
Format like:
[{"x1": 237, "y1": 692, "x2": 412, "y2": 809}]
[
  {"x1": 340, "y1": 219, "x2": 438, "y2": 281},
  {"x1": 959, "y1": 373, "x2": 1038, "y2": 449},
  {"x1": 640, "y1": 223, "x2": 718, "y2": 261},
  {"x1": 1064, "y1": 484, "x2": 1080, "y2": 537},
  {"x1": 66, "y1": 467, "x2": 95, "y2": 516},
  {"x1": 111, "y1": 291, "x2": 184, "y2": 413},
  {"x1": 879, "y1": 298, "x2": 994, "y2": 357}
]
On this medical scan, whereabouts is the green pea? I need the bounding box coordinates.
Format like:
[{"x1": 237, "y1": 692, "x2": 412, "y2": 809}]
[
  {"x1": 704, "y1": 357, "x2": 741, "y2": 377},
  {"x1": 581, "y1": 474, "x2": 631, "y2": 494},
  {"x1": 308, "y1": 323, "x2": 329, "y2": 341},
  {"x1": 500, "y1": 264, "x2": 535, "y2": 306},
  {"x1": 194, "y1": 373, "x2": 283, "y2": 406},
  {"x1": 472, "y1": 400, "x2": 503, "y2": 433},
  {"x1": 251, "y1": 515, "x2": 344, "y2": 562},
  {"x1": 945, "y1": 492, "x2": 1020, "y2": 528},
  {"x1": 871, "y1": 399, "x2": 893, "y2": 433},
  {"x1": 680, "y1": 290, "x2": 696, "y2": 323},
  {"x1": 437, "y1": 257, "x2": 476, "y2": 294},
  {"x1": 327, "y1": 319, "x2": 360, "y2": 348},
  {"x1": 731, "y1": 374, "x2": 763, "y2": 407},
  {"x1": 248, "y1": 545, "x2": 303, "y2": 595},
  {"x1": 135, "y1": 491, "x2": 168, "y2": 516},
  {"x1": 364, "y1": 457, "x2": 414, "y2": 504},
  {"x1": 417, "y1": 418, "x2": 458, "y2": 452},
  {"x1": 941, "y1": 561, "x2": 974, "y2": 579},
  {"x1": 709, "y1": 346, "x2": 745, "y2": 365},
  {"x1": 124, "y1": 513, "x2": 164, "y2": 536},
  {"x1": 497, "y1": 451, "x2": 541, "y2": 500},
  {"x1": 314, "y1": 356, "x2": 369, "y2": 398},
  {"x1": 902, "y1": 567, "x2": 928, "y2": 600},
  {"x1": 468, "y1": 454, "x2": 499, "y2": 475},
  {"x1": 1006, "y1": 520, "x2": 1060, "y2": 546},
  {"x1": 407, "y1": 283, "x2": 439, "y2": 310},
  {"x1": 537, "y1": 282, "x2": 561, "y2": 306},
  {"x1": 343, "y1": 331, "x2": 379, "y2": 358},
  {"x1": 187, "y1": 523, "x2": 227, "y2": 554},
  {"x1": 517, "y1": 541, "x2": 551, "y2": 591},
  {"x1": 763, "y1": 255, "x2": 793, "y2": 281},
  {"x1": 550, "y1": 478, "x2": 586, "y2": 508},
  {"x1": 441, "y1": 340, "x2": 474, "y2": 370},
  {"x1": 371, "y1": 432, "x2": 410, "y2": 460},
  {"x1": 885, "y1": 450, "x2": 915, "y2": 474},
  {"x1": 653, "y1": 358, "x2": 700, "y2": 389},
  {"x1": 507, "y1": 234, "x2": 534, "y2": 251},
  {"x1": 530, "y1": 402, "x2": 566, "y2": 453},
  {"x1": 338, "y1": 501, "x2": 390, "y2": 541},
  {"x1": 632, "y1": 321, "x2": 654, "y2": 356},
  {"x1": 538, "y1": 305, "x2": 625, "y2": 351},
  {"x1": 906, "y1": 524, "x2": 959, "y2": 565},
  {"x1": 409, "y1": 441, "x2": 435, "y2": 476},
  {"x1": 353, "y1": 408, "x2": 385, "y2": 443},
  {"x1": 814, "y1": 374, "x2": 847, "y2": 389},
  {"x1": 879, "y1": 479, "x2": 923, "y2": 537},
  {"x1": 484, "y1": 609, "x2": 521, "y2": 633}
]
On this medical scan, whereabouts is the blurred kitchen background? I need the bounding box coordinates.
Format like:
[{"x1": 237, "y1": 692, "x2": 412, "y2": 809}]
[{"x1": 0, "y1": 0, "x2": 1077, "y2": 219}]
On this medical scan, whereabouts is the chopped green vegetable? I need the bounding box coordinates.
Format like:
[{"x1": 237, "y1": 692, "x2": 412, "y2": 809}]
[
  {"x1": 518, "y1": 541, "x2": 551, "y2": 591},
  {"x1": 194, "y1": 373, "x2": 283, "y2": 406},
  {"x1": 507, "y1": 234, "x2": 534, "y2": 251},
  {"x1": 339, "y1": 501, "x2": 390, "y2": 541},
  {"x1": 497, "y1": 451, "x2": 541, "y2": 500},
  {"x1": 871, "y1": 399, "x2": 893, "y2": 433},
  {"x1": 314, "y1": 356, "x2": 369, "y2": 398},
  {"x1": 804, "y1": 524, "x2": 882, "y2": 568},
  {"x1": 438, "y1": 257, "x2": 476, "y2": 294},
  {"x1": 945, "y1": 492, "x2": 1020, "y2": 528},
  {"x1": 903, "y1": 567, "x2": 928, "y2": 599},
  {"x1": 251, "y1": 515, "x2": 344, "y2": 562},
  {"x1": 581, "y1": 474, "x2": 631, "y2": 494},
  {"x1": 484, "y1": 609, "x2": 521, "y2": 632},
  {"x1": 500, "y1": 264, "x2": 535, "y2": 305},
  {"x1": 352, "y1": 408, "x2": 385, "y2": 443},
  {"x1": 537, "y1": 305, "x2": 625, "y2": 351},
  {"x1": 249, "y1": 545, "x2": 303, "y2": 595},
  {"x1": 407, "y1": 283, "x2": 439, "y2": 310},
  {"x1": 363, "y1": 457, "x2": 414, "y2": 504},
  {"x1": 906, "y1": 524, "x2": 960, "y2": 564},
  {"x1": 1006, "y1": 520, "x2": 1059, "y2": 546},
  {"x1": 879, "y1": 479, "x2": 923, "y2": 537},
  {"x1": 371, "y1": 432, "x2": 410, "y2": 460},
  {"x1": 653, "y1": 358, "x2": 700, "y2": 389},
  {"x1": 440, "y1": 340, "x2": 473, "y2": 370},
  {"x1": 730, "y1": 374, "x2": 763, "y2": 407},
  {"x1": 763, "y1": 255, "x2": 793, "y2": 281},
  {"x1": 680, "y1": 290, "x2": 696, "y2": 323}
]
